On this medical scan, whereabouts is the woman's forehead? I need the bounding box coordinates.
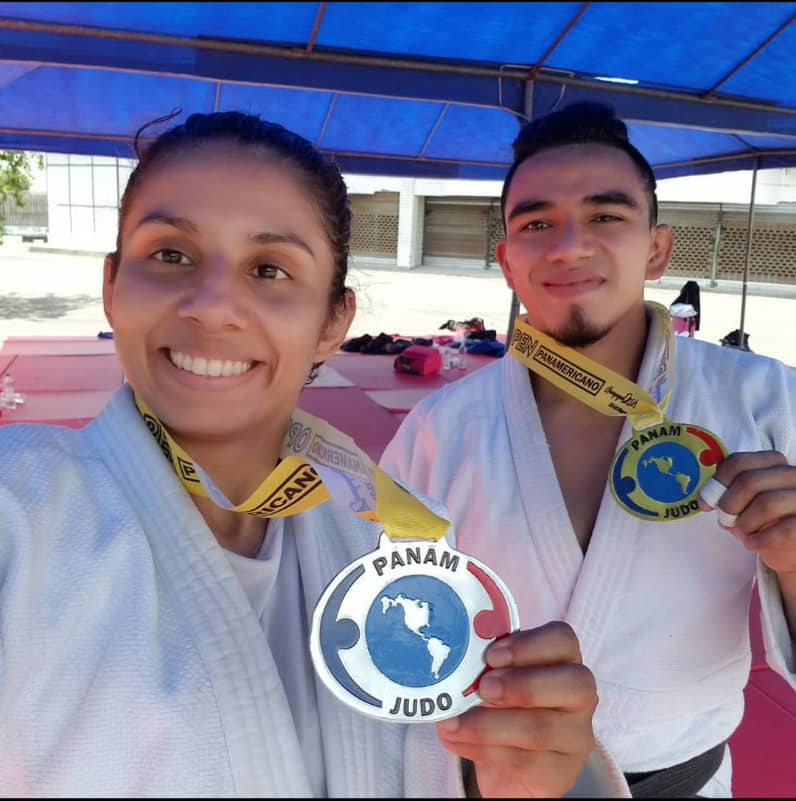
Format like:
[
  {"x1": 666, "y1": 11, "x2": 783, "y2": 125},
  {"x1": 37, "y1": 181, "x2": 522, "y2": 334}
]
[
  {"x1": 125, "y1": 145, "x2": 322, "y2": 229},
  {"x1": 137, "y1": 141, "x2": 291, "y2": 187}
]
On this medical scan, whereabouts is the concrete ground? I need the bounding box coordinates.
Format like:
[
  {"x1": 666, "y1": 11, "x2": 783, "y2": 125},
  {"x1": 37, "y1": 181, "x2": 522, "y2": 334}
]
[{"x1": 1, "y1": 238, "x2": 794, "y2": 367}]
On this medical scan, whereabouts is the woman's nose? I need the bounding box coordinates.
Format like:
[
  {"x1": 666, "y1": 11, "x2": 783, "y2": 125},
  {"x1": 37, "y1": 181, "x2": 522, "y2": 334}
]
[{"x1": 177, "y1": 259, "x2": 248, "y2": 330}]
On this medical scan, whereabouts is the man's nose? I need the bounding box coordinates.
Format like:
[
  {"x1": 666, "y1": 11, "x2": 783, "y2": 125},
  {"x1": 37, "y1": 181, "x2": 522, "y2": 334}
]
[{"x1": 545, "y1": 219, "x2": 594, "y2": 263}]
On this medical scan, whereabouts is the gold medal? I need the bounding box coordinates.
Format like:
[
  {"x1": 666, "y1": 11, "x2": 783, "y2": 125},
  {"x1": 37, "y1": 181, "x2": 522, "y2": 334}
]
[
  {"x1": 508, "y1": 304, "x2": 728, "y2": 522},
  {"x1": 610, "y1": 419, "x2": 727, "y2": 521}
]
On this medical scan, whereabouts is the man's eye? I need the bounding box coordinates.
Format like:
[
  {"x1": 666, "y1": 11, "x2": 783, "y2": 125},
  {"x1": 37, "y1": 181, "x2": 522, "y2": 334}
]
[
  {"x1": 525, "y1": 220, "x2": 550, "y2": 231},
  {"x1": 152, "y1": 249, "x2": 189, "y2": 265},
  {"x1": 593, "y1": 214, "x2": 621, "y2": 223},
  {"x1": 252, "y1": 263, "x2": 288, "y2": 280}
]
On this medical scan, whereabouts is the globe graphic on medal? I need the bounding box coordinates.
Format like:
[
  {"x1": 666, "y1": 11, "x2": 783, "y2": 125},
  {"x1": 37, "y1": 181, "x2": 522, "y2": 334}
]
[
  {"x1": 637, "y1": 442, "x2": 700, "y2": 503},
  {"x1": 365, "y1": 575, "x2": 470, "y2": 688}
]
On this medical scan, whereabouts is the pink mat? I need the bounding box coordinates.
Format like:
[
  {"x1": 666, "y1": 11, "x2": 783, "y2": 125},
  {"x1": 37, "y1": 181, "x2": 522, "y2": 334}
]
[
  {"x1": 364, "y1": 388, "x2": 439, "y2": 414},
  {"x1": 6, "y1": 354, "x2": 124, "y2": 392},
  {"x1": 0, "y1": 388, "x2": 118, "y2": 424},
  {"x1": 298, "y1": 385, "x2": 402, "y2": 462},
  {"x1": 1, "y1": 335, "x2": 117, "y2": 356},
  {"x1": 730, "y1": 679, "x2": 796, "y2": 797},
  {"x1": 2, "y1": 336, "x2": 795, "y2": 799},
  {"x1": 0, "y1": 354, "x2": 16, "y2": 377},
  {"x1": 329, "y1": 350, "x2": 498, "y2": 391},
  {"x1": 726, "y1": 587, "x2": 796, "y2": 797},
  {"x1": 330, "y1": 352, "x2": 450, "y2": 391}
]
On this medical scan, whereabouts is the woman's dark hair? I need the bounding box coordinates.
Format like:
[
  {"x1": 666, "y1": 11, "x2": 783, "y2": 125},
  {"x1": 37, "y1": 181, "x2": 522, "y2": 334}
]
[
  {"x1": 108, "y1": 110, "x2": 351, "y2": 310},
  {"x1": 500, "y1": 101, "x2": 659, "y2": 229}
]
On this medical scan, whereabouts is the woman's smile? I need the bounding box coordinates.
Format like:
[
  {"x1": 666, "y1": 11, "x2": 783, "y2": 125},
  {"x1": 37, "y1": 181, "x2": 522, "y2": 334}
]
[{"x1": 168, "y1": 349, "x2": 254, "y2": 377}]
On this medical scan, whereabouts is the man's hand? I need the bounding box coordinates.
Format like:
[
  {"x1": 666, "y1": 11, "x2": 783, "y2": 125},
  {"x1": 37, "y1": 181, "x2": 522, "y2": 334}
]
[
  {"x1": 698, "y1": 451, "x2": 796, "y2": 575},
  {"x1": 435, "y1": 621, "x2": 597, "y2": 798},
  {"x1": 699, "y1": 451, "x2": 796, "y2": 632}
]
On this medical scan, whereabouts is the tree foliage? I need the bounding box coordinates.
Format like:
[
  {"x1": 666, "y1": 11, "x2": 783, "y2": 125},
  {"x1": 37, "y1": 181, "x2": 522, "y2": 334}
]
[{"x1": 0, "y1": 151, "x2": 45, "y2": 224}]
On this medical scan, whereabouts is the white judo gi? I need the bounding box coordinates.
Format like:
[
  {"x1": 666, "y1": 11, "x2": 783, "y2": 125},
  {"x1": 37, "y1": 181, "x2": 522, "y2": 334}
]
[
  {"x1": 380, "y1": 315, "x2": 796, "y2": 796},
  {"x1": 0, "y1": 384, "x2": 628, "y2": 798}
]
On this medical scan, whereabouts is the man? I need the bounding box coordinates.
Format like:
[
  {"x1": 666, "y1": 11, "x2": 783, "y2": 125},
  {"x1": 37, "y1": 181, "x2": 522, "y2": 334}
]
[{"x1": 380, "y1": 101, "x2": 796, "y2": 797}]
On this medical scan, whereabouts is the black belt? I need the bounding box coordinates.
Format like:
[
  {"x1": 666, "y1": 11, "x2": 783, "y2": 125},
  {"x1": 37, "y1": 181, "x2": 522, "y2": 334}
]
[{"x1": 624, "y1": 741, "x2": 726, "y2": 798}]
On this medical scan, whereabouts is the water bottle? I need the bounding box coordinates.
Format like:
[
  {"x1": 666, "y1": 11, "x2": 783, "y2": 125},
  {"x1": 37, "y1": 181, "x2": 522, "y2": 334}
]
[
  {"x1": 456, "y1": 342, "x2": 467, "y2": 369},
  {"x1": 1, "y1": 374, "x2": 17, "y2": 410},
  {"x1": 0, "y1": 374, "x2": 24, "y2": 411}
]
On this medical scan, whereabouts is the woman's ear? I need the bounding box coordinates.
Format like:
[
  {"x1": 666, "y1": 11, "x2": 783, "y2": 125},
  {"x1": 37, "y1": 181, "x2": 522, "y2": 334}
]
[
  {"x1": 646, "y1": 224, "x2": 674, "y2": 280},
  {"x1": 315, "y1": 288, "x2": 357, "y2": 363}
]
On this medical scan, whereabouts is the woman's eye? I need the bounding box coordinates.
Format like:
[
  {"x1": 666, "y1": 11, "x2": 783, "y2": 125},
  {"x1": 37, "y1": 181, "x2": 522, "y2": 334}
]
[
  {"x1": 152, "y1": 248, "x2": 190, "y2": 265},
  {"x1": 252, "y1": 263, "x2": 288, "y2": 280}
]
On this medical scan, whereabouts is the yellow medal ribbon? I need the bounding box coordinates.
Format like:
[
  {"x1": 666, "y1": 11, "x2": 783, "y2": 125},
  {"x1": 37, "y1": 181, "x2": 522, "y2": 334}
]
[
  {"x1": 135, "y1": 395, "x2": 450, "y2": 542},
  {"x1": 507, "y1": 302, "x2": 727, "y2": 521},
  {"x1": 508, "y1": 301, "x2": 674, "y2": 431}
]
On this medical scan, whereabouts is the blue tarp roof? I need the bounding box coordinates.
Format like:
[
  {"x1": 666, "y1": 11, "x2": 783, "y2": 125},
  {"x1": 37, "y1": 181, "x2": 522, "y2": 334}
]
[{"x1": 1, "y1": 1, "x2": 796, "y2": 180}]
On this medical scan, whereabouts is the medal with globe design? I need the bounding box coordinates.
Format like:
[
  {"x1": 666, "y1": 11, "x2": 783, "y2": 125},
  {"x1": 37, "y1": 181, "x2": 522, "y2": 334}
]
[
  {"x1": 310, "y1": 532, "x2": 519, "y2": 722},
  {"x1": 610, "y1": 420, "x2": 727, "y2": 521}
]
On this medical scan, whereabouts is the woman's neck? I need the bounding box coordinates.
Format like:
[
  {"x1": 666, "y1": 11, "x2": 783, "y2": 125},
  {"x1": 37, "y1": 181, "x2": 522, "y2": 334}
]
[
  {"x1": 168, "y1": 427, "x2": 284, "y2": 557},
  {"x1": 192, "y1": 495, "x2": 268, "y2": 558}
]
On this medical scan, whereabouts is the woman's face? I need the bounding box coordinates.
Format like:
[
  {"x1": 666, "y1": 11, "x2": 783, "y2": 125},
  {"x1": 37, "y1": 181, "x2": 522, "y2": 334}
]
[{"x1": 103, "y1": 143, "x2": 354, "y2": 447}]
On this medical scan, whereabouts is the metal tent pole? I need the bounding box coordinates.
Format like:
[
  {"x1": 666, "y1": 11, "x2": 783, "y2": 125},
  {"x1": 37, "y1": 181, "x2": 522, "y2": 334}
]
[
  {"x1": 504, "y1": 81, "x2": 534, "y2": 344},
  {"x1": 506, "y1": 292, "x2": 521, "y2": 344},
  {"x1": 737, "y1": 156, "x2": 759, "y2": 350}
]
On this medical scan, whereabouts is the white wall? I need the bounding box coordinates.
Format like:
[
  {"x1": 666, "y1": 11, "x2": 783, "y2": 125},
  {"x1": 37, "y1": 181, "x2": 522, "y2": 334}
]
[
  {"x1": 44, "y1": 154, "x2": 134, "y2": 251},
  {"x1": 657, "y1": 168, "x2": 796, "y2": 205},
  {"x1": 43, "y1": 157, "x2": 796, "y2": 253}
]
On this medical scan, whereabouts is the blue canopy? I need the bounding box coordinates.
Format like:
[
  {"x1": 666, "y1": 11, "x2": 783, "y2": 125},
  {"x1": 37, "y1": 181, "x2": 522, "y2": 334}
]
[{"x1": 1, "y1": 1, "x2": 796, "y2": 179}]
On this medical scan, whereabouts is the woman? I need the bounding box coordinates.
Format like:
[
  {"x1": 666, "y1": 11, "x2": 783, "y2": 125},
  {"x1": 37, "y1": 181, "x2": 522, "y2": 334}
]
[{"x1": 0, "y1": 111, "x2": 625, "y2": 797}]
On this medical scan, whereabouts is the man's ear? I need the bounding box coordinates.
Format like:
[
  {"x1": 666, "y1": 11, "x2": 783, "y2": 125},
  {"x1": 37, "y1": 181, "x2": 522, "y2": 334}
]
[
  {"x1": 102, "y1": 253, "x2": 116, "y2": 327},
  {"x1": 646, "y1": 224, "x2": 674, "y2": 280},
  {"x1": 495, "y1": 239, "x2": 515, "y2": 291},
  {"x1": 315, "y1": 288, "x2": 357, "y2": 363}
]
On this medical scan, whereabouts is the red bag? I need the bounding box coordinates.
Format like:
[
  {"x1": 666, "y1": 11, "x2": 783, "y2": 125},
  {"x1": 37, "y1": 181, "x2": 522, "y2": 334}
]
[{"x1": 394, "y1": 345, "x2": 441, "y2": 376}]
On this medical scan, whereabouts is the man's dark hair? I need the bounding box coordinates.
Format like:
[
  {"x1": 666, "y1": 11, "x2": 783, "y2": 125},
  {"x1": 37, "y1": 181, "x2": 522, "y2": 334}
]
[{"x1": 500, "y1": 101, "x2": 658, "y2": 228}]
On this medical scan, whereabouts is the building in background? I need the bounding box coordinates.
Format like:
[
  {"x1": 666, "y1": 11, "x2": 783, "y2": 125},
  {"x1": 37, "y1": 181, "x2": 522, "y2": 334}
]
[
  {"x1": 30, "y1": 154, "x2": 796, "y2": 290},
  {"x1": 43, "y1": 153, "x2": 133, "y2": 251}
]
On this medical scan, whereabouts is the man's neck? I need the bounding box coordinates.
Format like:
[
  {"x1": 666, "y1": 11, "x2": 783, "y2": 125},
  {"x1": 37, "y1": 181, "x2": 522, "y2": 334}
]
[{"x1": 530, "y1": 312, "x2": 650, "y2": 410}]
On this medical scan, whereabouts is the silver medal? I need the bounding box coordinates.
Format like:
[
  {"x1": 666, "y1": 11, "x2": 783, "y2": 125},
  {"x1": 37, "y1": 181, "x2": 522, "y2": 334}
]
[{"x1": 310, "y1": 532, "x2": 519, "y2": 723}]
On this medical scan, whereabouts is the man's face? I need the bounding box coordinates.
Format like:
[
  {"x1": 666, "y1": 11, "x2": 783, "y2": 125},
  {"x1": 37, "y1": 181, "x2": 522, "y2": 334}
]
[{"x1": 496, "y1": 143, "x2": 672, "y2": 347}]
